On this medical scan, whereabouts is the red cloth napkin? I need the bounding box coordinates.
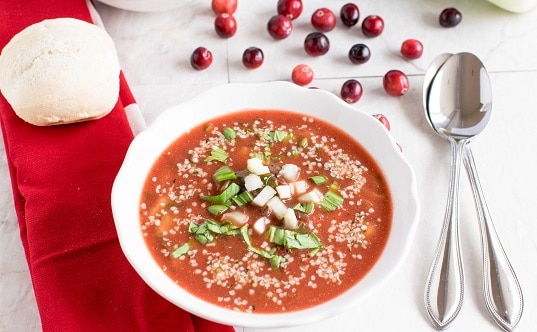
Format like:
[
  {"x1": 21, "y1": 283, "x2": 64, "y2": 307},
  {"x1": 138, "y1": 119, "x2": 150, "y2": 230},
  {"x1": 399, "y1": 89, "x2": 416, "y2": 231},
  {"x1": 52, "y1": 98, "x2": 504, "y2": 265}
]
[{"x1": 0, "y1": 1, "x2": 235, "y2": 331}]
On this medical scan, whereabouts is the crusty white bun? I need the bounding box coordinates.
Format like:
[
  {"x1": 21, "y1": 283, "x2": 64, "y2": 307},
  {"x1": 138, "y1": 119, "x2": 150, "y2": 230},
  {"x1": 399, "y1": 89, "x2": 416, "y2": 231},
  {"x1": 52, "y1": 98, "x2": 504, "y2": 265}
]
[{"x1": 0, "y1": 18, "x2": 120, "y2": 126}]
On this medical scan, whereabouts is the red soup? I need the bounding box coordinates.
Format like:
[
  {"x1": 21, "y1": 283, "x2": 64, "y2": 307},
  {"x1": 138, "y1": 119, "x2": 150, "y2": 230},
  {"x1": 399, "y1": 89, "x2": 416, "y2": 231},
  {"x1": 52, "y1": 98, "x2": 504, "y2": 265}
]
[{"x1": 140, "y1": 110, "x2": 392, "y2": 313}]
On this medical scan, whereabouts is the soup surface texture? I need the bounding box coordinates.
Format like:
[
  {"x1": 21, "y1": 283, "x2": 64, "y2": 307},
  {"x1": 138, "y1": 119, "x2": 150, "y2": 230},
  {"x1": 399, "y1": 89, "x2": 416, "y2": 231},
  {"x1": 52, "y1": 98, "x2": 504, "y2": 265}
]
[{"x1": 140, "y1": 109, "x2": 392, "y2": 313}]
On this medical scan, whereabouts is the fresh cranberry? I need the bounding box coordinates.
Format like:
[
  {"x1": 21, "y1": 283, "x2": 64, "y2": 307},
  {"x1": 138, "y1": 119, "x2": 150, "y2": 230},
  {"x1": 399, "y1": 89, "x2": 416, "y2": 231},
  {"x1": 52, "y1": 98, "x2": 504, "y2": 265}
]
[
  {"x1": 190, "y1": 47, "x2": 213, "y2": 70},
  {"x1": 383, "y1": 70, "x2": 409, "y2": 96},
  {"x1": 304, "y1": 32, "x2": 330, "y2": 56},
  {"x1": 439, "y1": 8, "x2": 462, "y2": 27},
  {"x1": 211, "y1": 0, "x2": 237, "y2": 15},
  {"x1": 400, "y1": 39, "x2": 424, "y2": 59},
  {"x1": 348, "y1": 43, "x2": 370, "y2": 64},
  {"x1": 277, "y1": 0, "x2": 303, "y2": 20},
  {"x1": 292, "y1": 64, "x2": 314, "y2": 86},
  {"x1": 373, "y1": 114, "x2": 390, "y2": 131},
  {"x1": 214, "y1": 13, "x2": 237, "y2": 38},
  {"x1": 340, "y1": 3, "x2": 359, "y2": 27},
  {"x1": 340, "y1": 79, "x2": 363, "y2": 104},
  {"x1": 267, "y1": 14, "x2": 293, "y2": 39},
  {"x1": 311, "y1": 8, "x2": 337, "y2": 32},
  {"x1": 361, "y1": 15, "x2": 384, "y2": 37},
  {"x1": 242, "y1": 47, "x2": 264, "y2": 69}
]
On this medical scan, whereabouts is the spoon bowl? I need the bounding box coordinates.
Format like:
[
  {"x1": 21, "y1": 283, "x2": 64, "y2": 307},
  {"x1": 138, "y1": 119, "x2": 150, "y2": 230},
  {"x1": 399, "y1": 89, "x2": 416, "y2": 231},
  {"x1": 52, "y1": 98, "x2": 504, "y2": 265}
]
[{"x1": 427, "y1": 53, "x2": 493, "y2": 140}]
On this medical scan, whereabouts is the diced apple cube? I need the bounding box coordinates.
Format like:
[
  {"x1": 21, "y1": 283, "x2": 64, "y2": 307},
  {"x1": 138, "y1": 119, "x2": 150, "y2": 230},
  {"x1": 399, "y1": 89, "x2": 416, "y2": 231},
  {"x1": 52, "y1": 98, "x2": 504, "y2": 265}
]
[
  {"x1": 244, "y1": 173, "x2": 263, "y2": 191},
  {"x1": 251, "y1": 186, "x2": 276, "y2": 206},
  {"x1": 290, "y1": 180, "x2": 308, "y2": 195},
  {"x1": 247, "y1": 158, "x2": 270, "y2": 175},
  {"x1": 221, "y1": 211, "x2": 249, "y2": 227},
  {"x1": 283, "y1": 208, "x2": 298, "y2": 230},
  {"x1": 266, "y1": 196, "x2": 287, "y2": 219},
  {"x1": 298, "y1": 189, "x2": 323, "y2": 203},
  {"x1": 252, "y1": 217, "x2": 270, "y2": 234},
  {"x1": 279, "y1": 164, "x2": 300, "y2": 181},
  {"x1": 276, "y1": 185, "x2": 292, "y2": 199}
]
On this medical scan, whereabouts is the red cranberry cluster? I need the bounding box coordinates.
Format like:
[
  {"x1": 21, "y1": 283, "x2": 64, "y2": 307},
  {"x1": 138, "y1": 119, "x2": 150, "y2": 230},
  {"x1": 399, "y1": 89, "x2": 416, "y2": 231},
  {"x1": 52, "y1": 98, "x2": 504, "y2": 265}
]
[{"x1": 191, "y1": 1, "x2": 461, "y2": 131}]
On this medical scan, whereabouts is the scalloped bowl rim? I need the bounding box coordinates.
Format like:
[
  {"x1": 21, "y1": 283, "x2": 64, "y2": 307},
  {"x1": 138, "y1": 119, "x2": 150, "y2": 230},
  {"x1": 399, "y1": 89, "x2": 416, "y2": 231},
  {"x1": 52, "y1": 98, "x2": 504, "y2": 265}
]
[{"x1": 112, "y1": 81, "x2": 420, "y2": 328}]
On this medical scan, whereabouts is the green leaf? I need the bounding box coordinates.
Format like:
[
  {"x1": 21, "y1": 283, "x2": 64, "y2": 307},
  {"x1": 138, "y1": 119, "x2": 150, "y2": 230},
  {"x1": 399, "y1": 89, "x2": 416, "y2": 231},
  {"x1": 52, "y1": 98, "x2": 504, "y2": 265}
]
[
  {"x1": 205, "y1": 146, "x2": 228, "y2": 163},
  {"x1": 201, "y1": 182, "x2": 241, "y2": 205},
  {"x1": 309, "y1": 175, "x2": 327, "y2": 185},
  {"x1": 208, "y1": 204, "x2": 229, "y2": 216},
  {"x1": 189, "y1": 220, "x2": 240, "y2": 245},
  {"x1": 240, "y1": 226, "x2": 287, "y2": 269},
  {"x1": 232, "y1": 191, "x2": 254, "y2": 206},
  {"x1": 222, "y1": 127, "x2": 236, "y2": 141},
  {"x1": 293, "y1": 202, "x2": 314, "y2": 214},
  {"x1": 214, "y1": 166, "x2": 237, "y2": 182},
  {"x1": 265, "y1": 130, "x2": 290, "y2": 142},
  {"x1": 171, "y1": 243, "x2": 190, "y2": 258},
  {"x1": 320, "y1": 190, "x2": 344, "y2": 212},
  {"x1": 267, "y1": 226, "x2": 324, "y2": 250}
]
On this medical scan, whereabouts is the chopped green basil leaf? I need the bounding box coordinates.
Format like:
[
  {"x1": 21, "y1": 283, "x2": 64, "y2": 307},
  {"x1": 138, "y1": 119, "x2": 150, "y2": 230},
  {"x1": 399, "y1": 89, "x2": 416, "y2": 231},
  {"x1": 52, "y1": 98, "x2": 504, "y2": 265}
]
[
  {"x1": 205, "y1": 146, "x2": 228, "y2": 163},
  {"x1": 222, "y1": 127, "x2": 236, "y2": 141},
  {"x1": 320, "y1": 190, "x2": 344, "y2": 212},
  {"x1": 266, "y1": 130, "x2": 289, "y2": 142},
  {"x1": 208, "y1": 204, "x2": 229, "y2": 216},
  {"x1": 201, "y1": 182, "x2": 241, "y2": 205},
  {"x1": 171, "y1": 243, "x2": 190, "y2": 258},
  {"x1": 214, "y1": 166, "x2": 237, "y2": 182},
  {"x1": 299, "y1": 137, "x2": 308, "y2": 148},
  {"x1": 309, "y1": 175, "x2": 327, "y2": 185},
  {"x1": 232, "y1": 191, "x2": 254, "y2": 206},
  {"x1": 293, "y1": 202, "x2": 314, "y2": 214},
  {"x1": 241, "y1": 226, "x2": 286, "y2": 269},
  {"x1": 189, "y1": 220, "x2": 240, "y2": 245},
  {"x1": 267, "y1": 226, "x2": 323, "y2": 250}
]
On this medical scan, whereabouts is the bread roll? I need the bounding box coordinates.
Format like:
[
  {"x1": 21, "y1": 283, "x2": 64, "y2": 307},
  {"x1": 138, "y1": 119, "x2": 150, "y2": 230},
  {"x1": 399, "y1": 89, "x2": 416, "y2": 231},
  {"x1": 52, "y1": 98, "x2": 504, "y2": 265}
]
[{"x1": 0, "y1": 18, "x2": 120, "y2": 126}]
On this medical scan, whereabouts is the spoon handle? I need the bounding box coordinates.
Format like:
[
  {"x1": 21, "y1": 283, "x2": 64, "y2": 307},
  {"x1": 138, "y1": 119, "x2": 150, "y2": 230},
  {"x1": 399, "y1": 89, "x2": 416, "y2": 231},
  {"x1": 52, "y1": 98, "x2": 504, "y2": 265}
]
[
  {"x1": 425, "y1": 139, "x2": 465, "y2": 330},
  {"x1": 463, "y1": 146, "x2": 523, "y2": 331}
]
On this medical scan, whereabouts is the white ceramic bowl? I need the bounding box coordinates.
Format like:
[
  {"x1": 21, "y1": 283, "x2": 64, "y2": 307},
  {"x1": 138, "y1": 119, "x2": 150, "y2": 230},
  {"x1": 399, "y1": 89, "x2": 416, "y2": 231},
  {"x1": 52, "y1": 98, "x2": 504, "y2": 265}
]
[{"x1": 112, "y1": 81, "x2": 420, "y2": 328}]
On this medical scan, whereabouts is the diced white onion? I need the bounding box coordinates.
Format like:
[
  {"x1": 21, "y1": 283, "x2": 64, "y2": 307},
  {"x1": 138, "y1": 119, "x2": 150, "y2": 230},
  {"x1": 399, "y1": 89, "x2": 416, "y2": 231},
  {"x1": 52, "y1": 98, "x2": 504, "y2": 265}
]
[
  {"x1": 283, "y1": 208, "x2": 298, "y2": 230},
  {"x1": 253, "y1": 217, "x2": 270, "y2": 234},
  {"x1": 266, "y1": 196, "x2": 287, "y2": 219},
  {"x1": 298, "y1": 189, "x2": 323, "y2": 203},
  {"x1": 279, "y1": 164, "x2": 300, "y2": 181},
  {"x1": 244, "y1": 173, "x2": 263, "y2": 191},
  {"x1": 247, "y1": 158, "x2": 270, "y2": 175},
  {"x1": 290, "y1": 180, "x2": 309, "y2": 195},
  {"x1": 221, "y1": 211, "x2": 249, "y2": 227},
  {"x1": 275, "y1": 185, "x2": 292, "y2": 199},
  {"x1": 251, "y1": 186, "x2": 276, "y2": 206}
]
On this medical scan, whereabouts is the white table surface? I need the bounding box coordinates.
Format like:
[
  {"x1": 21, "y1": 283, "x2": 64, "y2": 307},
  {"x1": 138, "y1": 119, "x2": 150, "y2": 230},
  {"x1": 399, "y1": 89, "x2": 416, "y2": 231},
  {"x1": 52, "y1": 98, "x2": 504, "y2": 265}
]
[{"x1": 1, "y1": 0, "x2": 537, "y2": 331}]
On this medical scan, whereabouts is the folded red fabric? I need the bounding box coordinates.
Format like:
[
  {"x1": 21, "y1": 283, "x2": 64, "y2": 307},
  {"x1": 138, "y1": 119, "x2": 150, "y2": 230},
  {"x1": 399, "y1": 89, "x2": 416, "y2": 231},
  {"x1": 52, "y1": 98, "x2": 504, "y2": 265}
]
[{"x1": 0, "y1": 1, "x2": 235, "y2": 331}]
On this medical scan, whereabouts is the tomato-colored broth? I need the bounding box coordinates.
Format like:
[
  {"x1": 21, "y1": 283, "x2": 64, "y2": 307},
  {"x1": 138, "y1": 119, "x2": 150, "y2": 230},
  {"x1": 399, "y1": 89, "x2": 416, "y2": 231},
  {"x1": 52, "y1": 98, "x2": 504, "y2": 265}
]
[{"x1": 140, "y1": 110, "x2": 392, "y2": 313}]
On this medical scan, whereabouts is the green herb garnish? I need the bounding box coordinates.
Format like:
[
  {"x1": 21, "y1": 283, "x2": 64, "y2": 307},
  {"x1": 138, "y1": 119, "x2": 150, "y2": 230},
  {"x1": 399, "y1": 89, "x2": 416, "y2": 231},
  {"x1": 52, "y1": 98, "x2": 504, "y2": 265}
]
[
  {"x1": 267, "y1": 226, "x2": 323, "y2": 251},
  {"x1": 171, "y1": 243, "x2": 190, "y2": 258},
  {"x1": 189, "y1": 220, "x2": 240, "y2": 245},
  {"x1": 319, "y1": 190, "x2": 344, "y2": 212},
  {"x1": 293, "y1": 202, "x2": 315, "y2": 214},
  {"x1": 265, "y1": 130, "x2": 290, "y2": 142},
  {"x1": 232, "y1": 190, "x2": 254, "y2": 206},
  {"x1": 214, "y1": 166, "x2": 237, "y2": 182},
  {"x1": 201, "y1": 182, "x2": 241, "y2": 205},
  {"x1": 205, "y1": 146, "x2": 228, "y2": 163},
  {"x1": 240, "y1": 225, "x2": 287, "y2": 269},
  {"x1": 207, "y1": 204, "x2": 229, "y2": 216},
  {"x1": 222, "y1": 127, "x2": 236, "y2": 141},
  {"x1": 309, "y1": 175, "x2": 327, "y2": 185}
]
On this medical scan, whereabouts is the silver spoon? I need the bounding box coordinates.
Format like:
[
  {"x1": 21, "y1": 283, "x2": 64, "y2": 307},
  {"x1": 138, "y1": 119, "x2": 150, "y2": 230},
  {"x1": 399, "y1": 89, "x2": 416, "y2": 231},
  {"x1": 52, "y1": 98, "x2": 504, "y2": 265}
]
[
  {"x1": 423, "y1": 52, "x2": 468, "y2": 330},
  {"x1": 424, "y1": 53, "x2": 523, "y2": 331}
]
